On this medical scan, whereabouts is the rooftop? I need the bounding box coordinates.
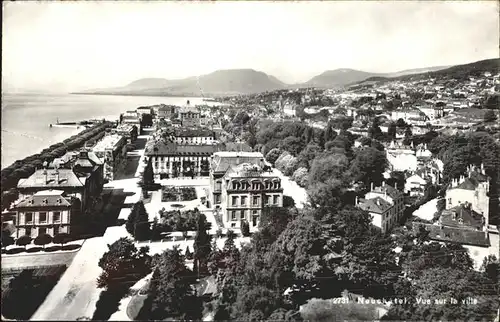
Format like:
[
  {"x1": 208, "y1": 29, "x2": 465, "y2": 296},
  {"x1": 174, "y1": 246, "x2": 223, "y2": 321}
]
[
  {"x1": 412, "y1": 222, "x2": 489, "y2": 247},
  {"x1": 369, "y1": 184, "x2": 404, "y2": 200},
  {"x1": 93, "y1": 134, "x2": 125, "y2": 151},
  {"x1": 145, "y1": 140, "x2": 216, "y2": 156},
  {"x1": 18, "y1": 169, "x2": 85, "y2": 189},
  {"x1": 225, "y1": 163, "x2": 277, "y2": 178},
  {"x1": 212, "y1": 152, "x2": 264, "y2": 173},
  {"x1": 357, "y1": 197, "x2": 392, "y2": 214},
  {"x1": 174, "y1": 127, "x2": 215, "y2": 138},
  {"x1": 15, "y1": 189, "x2": 72, "y2": 208}
]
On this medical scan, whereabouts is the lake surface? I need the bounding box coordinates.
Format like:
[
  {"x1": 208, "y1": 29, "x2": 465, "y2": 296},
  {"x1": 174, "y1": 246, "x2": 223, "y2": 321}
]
[{"x1": 1, "y1": 93, "x2": 213, "y2": 169}]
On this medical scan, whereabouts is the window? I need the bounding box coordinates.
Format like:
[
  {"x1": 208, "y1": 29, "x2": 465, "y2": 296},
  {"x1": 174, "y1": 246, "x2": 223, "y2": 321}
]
[
  {"x1": 273, "y1": 195, "x2": 279, "y2": 205},
  {"x1": 39, "y1": 227, "x2": 47, "y2": 235},
  {"x1": 448, "y1": 198, "x2": 452, "y2": 205},
  {"x1": 253, "y1": 196, "x2": 259, "y2": 206},
  {"x1": 231, "y1": 211, "x2": 237, "y2": 221},
  {"x1": 252, "y1": 210, "x2": 258, "y2": 216},
  {"x1": 265, "y1": 195, "x2": 271, "y2": 205},
  {"x1": 274, "y1": 181, "x2": 280, "y2": 189},
  {"x1": 25, "y1": 227, "x2": 32, "y2": 237},
  {"x1": 240, "y1": 211, "x2": 246, "y2": 220},
  {"x1": 252, "y1": 182, "x2": 260, "y2": 190},
  {"x1": 232, "y1": 181, "x2": 239, "y2": 190},
  {"x1": 215, "y1": 195, "x2": 221, "y2": 204},
  {"x1": 25, "y1": 212, "x2": 33, "y2": 224},
  {"x1": 53, "y1": 212, "x2": 61, "y2": 223},
  {"x1": 241, "y1": 196, "x2": 247, "y2": 206},
  {"x1": 232, "y1": 196, "x2": 238, "y2": 206},
  {"x1": 39, "y1": 212, "x2": 47, "y2": 223},
  {"x1": 215, "y1": 181, "x2": 222, "y2": 191}
]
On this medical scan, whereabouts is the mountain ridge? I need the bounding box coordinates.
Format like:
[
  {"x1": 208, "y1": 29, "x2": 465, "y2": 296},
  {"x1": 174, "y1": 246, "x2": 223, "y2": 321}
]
[{"x1": 74, "y1": 59, "x2": 497, "y2": 97}]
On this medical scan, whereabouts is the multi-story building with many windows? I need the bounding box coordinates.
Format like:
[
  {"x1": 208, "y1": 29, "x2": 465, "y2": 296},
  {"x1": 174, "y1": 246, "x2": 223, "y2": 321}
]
[
  {"x1": 210, "y1": 152, "x2": 266, "y2": 207},
  {"x1": 14, "y1": 190, "x2": 74, "y2": 239},
  {"x1": 220, "y1": 162, "x2": 283, "y2": 229},
  {"x1": 92, "y1": 134, "x2": 127, "y2": 181}
]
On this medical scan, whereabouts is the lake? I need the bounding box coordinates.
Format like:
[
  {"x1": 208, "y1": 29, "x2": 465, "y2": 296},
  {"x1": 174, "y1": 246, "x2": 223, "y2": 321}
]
[{"x1": 1, "y1": 93, "x2": 214, "y2": 169}]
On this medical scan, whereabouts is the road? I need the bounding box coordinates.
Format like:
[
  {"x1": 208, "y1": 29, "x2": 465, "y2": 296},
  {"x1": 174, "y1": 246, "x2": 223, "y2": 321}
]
[
  {"x1": 1, "y1": 251, "x2": 78, "y2": 271},
  {"x1": 30, "y1": 237, "x2": 107, "y2": 320}
]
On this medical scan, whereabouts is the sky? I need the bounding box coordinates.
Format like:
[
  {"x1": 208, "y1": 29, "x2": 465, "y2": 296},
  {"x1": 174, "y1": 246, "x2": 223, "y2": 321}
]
[{"x1": 2, "y1": 1, "x2": 499, "y2": 92}]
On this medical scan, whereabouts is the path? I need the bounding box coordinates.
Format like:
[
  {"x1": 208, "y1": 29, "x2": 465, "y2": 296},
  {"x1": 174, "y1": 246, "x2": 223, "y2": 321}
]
[
  {"x1": 272, "y1": 168, "x2": 308, "y2": 208},
  {"x1": 2, "y1": 251, "x2": 78, "y2": 271}
]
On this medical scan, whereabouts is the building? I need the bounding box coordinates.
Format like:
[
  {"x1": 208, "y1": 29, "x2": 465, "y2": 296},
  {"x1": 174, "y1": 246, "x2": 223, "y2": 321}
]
[
  {"x1": 157, "y1": 105, "x2": 176, "y2": 120},
  {"x1": 122, "y1": 111, "x2": 142, "y2": 132},
  {"x1": 386, "y1": 148, "x2": 418, "y2": 172},
  {"x1": 179, "y1": 101, "x2": 201, "y2": 127},
  {"x1": 145, "y1": 139, "x2": 214, "y2": 178},
  {"x1": 220, "y1": 162, "x2": 283, "y2": 229},
  {"x1": 210, "y1": 152, "x2": 266, "y2": 207},
  {"x1": 445, "y1": 164, "x2": 489, "y2": 224},
  {"x1": 17, "y1": 157, "x2": 101, "y2": 215},
  {"x1": 112, "y1": 124, "x2": 138, "y2": 143},
  {"x1": 13, "y1": 190, "x2": 73, "y2": 239},
  {"x1": 173, "y1": 127, "x2": 216, "y2": 145},
  {"x1": 404, "y1": 173, "x2": 427, "y2": 197},
  {"x1": 136, "y1": 106, "x2": 153, "y2": 116},
  {"x1": 359, "y1": 182, "x2": 405, "y2": 233},
  {"x1": 92, "y1": 134, "x2": 127, "y2": 181}
]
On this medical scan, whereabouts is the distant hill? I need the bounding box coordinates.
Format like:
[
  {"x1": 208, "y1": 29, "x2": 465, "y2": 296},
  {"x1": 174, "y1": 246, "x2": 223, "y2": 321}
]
[
  {"x1": 359, "y1": 58, "x2": 499, "y2": 84},
  {"x1": 76, "y1": 69, "x2": 286, "y2": 97},
  {"x1": 305, "y1": 66, "x2": 450, "y2": 88}
]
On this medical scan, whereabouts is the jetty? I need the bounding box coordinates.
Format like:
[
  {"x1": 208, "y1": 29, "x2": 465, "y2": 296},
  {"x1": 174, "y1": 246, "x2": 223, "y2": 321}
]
[{"x1": 49, "y1": 119, "x2": 98, "y2": 129}]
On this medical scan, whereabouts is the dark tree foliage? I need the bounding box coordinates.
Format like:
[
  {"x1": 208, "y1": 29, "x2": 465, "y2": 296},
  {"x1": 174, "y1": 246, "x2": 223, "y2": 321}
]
[
  {"x1": 126, "y1": 201, "x2": 151, "y2": 241},
  {"x1": 143, "y1": 158, "x2": 154, "y2": 187},
  {"x1": 193, "y1": 213, "x2": 212, "y2": 275}
]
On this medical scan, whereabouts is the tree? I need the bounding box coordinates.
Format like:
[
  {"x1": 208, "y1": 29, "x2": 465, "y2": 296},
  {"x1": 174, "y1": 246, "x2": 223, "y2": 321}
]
[
  {"x1": 126, "y1": 201, "x2": 150, "y2": 241},
  {"x1": 265, "y1": 148, "x2": 282, "y2": 166},
  {"x1": 97, "y1": 237, "x2": 151, "y2": 289},
  {"x1": 348, "y1": 146, "x2": 387, "y2": 187},
  {"x1": 16, "y1": 235, "x2": 32, "y2": 249},
  {"x1": 324, "y1": 125, "x2": 336, "y2": 143},
  {"x1": 144, "y1": 247, "x2": 201, "y2": 320},
  {"x1": 301, "y1": 298, "x2": 379, "y2": 322},
  {"x1": 275, "y1": 152, "x2": 298, "y2": 176},
  {"x1": 143, "y1": 158, "x2": 154, "y2": 187},
  {"x1": 185, "y1": 246, "x2": 193, "y2": 260},
  {"x1": 241, "y1": 220, "x2": 250, "y2": 237},
  {"x1": 297, "y1": 143, "x2": 322, "y2": 169},
  {"x1": 1, "y1": 232, "x2": 14, "y2": 250},
  {"x1": 280, "y1": 136, "x2": 305, "y2": 156},
  {"x1": 52, "y1": 233, "x2": 71, "y2": 246},
  {"x1": 34, "y1": 233, "x2": 53, "y2": 249},
  {"x1": 308, "y1": 153, "x2": 349, "y2": 185},
  {"x1": 292, "y1": 167, "x2": 309, "y2": 187},
  {"x1": 307, "y1": 178, "x2": 346, "y2": 210},
  {"x1": 368, "y1": 120, "x2": 383, "y2": 141},
  {"x1": 396, "y1": 118, "x2": 407, "y2": 128},
  {"x1": 387, "y1": 122, "x2": 397, "y2": 139},
  {"x1": 483, "y1": 109, "x2": 497, "y2": 122},
  {"x1": 193, "y1": 213, "x2": 212, "y2": 275}
]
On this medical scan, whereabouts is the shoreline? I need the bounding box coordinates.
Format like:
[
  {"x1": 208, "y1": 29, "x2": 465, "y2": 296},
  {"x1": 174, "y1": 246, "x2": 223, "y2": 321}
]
[{"x1": 1, "y1": 127, "x2": 83, "y2": 170}]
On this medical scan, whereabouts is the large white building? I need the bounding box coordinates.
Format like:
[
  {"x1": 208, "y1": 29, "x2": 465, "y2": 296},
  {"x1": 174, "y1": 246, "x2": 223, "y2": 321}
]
[
  {"x1": 445, "y1": 165, "x2": 489, "y2": 225},
  {"x1": 357, "y1": 183, "x2": 405, "y2": 233}
]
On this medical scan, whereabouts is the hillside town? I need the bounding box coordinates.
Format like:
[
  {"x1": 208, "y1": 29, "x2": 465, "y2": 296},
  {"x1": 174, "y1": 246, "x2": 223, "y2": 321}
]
[{"x1": 1, "y1": 61, "x2": 500, "y2": 322}]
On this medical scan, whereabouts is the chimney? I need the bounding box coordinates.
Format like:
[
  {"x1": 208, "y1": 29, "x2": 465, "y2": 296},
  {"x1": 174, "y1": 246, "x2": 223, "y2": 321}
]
[
  {"x1": 186, "y1": 100, "x2": 190, "y2": 106},
  {"x1": 43, "y1": 168, "x2": 48, "y2": 184},
  {"x1": 370, "y1": 182, "x2": 374, "y2": 191},
  {"x1": 376, "y1": 199, "x2": 381, "y2": 206},
  {"x1": 355, "y1": 196, "x2": 359, "y2": 205},
  {"x1": 382, "y1": 181, "x2": 385, "y2": 187},
  {"x1": 236, "y1": 155, "x2": 240, "y2": 165},
  {"x1": 395, "y1": 182, "x2": 398, "y2": 190},
  {"x1": 481, "y1": 163, "x2": 485, "y2": 175},
  {"x1": 55, "y1": 168, "x2": 60, "y2": 184}
]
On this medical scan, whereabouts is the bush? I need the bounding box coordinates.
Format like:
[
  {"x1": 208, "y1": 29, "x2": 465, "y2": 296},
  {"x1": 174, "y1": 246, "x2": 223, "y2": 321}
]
[
  {"x1": 16, "y1": 235, "x2": 32, "y2": 249},
  {"x1": 53, "y1": 233, "x2": 71, "y2": 246},
  {"x1": 34, "y1": 234, "x2": 53, "y2": 249}
]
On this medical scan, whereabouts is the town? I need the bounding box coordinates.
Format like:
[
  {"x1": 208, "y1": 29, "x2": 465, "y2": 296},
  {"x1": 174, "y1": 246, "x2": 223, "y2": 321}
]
[{"x1": 2, "y1": 60, "x2": 500, "y2": 321}]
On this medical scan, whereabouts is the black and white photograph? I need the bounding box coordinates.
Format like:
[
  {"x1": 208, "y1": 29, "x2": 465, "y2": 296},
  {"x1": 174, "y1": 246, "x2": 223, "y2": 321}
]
[{"x1": 1, "y1": 1, "x2": 499, "y2": 321}]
